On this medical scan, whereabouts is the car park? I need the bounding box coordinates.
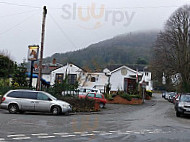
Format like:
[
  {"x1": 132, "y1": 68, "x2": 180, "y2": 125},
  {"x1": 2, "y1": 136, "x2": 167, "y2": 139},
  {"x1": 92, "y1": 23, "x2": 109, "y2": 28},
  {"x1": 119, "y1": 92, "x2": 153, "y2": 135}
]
[
  {"x1": 175, "y1": 93, "x2": 190, "y2": 117},
  {"x1": 79, "y1": 92, "x2": 107, "y2": 108},
  {"x1": 0, "y1": 89, "x2": 72, "y2": 115}
]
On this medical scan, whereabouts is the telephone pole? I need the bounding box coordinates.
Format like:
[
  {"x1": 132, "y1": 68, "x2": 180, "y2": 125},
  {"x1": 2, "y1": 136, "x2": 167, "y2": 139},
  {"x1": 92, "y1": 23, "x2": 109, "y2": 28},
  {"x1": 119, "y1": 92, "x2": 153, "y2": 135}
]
[{"x1": 36, "y1": 6, "x2": 47, "y2": 91}]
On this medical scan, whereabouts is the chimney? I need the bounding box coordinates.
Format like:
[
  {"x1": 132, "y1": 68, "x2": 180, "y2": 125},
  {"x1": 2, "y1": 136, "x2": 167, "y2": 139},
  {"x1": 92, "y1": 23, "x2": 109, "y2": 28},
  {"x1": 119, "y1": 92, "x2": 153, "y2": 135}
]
[{"x1": 52, "y1": 58, "x2": 56, "y2": 64}]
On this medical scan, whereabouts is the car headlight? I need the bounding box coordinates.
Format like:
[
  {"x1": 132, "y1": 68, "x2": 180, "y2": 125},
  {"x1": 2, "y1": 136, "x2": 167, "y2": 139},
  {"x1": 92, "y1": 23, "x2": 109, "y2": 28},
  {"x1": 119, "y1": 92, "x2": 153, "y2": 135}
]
[{"x1": 178, "y1": 102, "x2": 184, "y2": 107}]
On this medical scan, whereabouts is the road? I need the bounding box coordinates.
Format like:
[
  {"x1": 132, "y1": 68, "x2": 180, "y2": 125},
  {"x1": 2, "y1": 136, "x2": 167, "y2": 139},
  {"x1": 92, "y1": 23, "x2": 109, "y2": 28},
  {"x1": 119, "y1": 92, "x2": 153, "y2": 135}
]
[{"x1": 0, "y1": 93, "x2": 190, "y2": 142}]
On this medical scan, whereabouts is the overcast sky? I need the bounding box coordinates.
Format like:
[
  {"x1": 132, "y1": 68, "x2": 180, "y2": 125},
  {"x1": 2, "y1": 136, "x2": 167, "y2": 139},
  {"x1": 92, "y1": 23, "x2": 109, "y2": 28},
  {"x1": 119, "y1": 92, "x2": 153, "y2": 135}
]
[{"x1": 0, "y1": 0, "x2": 190, "y2": 63}]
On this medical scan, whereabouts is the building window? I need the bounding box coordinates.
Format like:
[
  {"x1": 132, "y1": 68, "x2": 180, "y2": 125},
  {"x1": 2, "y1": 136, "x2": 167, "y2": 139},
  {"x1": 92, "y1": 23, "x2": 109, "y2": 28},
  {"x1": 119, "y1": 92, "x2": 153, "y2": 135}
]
[
  {"x1": 55, "y1": 73, "x2": 64, "y2": 84},
  {"x1": 68, "y1": 74, "x2": 77, "y2": 85},
  {"x1": 91, "y1": 77, "x2": 96, "y2": 82}
]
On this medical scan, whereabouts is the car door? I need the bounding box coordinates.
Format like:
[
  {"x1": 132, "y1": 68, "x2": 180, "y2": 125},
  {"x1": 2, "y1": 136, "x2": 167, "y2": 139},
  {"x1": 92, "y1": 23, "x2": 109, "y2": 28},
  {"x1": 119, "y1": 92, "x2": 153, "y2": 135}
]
[
  {"x1": 35, "y1": 92, "x2": 52, "y2": 112},
  {"x1": 20, "y1": 91, "x2": 37, "y2": 111}
]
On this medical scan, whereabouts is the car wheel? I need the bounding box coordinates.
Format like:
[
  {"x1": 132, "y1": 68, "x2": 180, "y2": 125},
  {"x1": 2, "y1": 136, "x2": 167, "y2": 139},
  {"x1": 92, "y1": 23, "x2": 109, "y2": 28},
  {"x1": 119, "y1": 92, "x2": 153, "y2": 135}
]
[
  {"x1": 8, "y1": 104, "x2": 19, "y2": 114},
  {"x1": 176, "y1": 111, "x2": 181, "y2": 117},
  {"x1": 99, "y1": 103, "x2": 105, "y2": 109},
  {"x1": 52, "y1": 106, "x2": 61, "y2": 115}
]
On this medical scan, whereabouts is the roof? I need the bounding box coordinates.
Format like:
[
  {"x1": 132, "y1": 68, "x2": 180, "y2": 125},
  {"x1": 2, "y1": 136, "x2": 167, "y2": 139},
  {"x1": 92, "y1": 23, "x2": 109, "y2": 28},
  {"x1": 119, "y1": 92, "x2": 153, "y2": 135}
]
[{"x1": 105, "y1": 64, "x2": 149, "y2": 72}]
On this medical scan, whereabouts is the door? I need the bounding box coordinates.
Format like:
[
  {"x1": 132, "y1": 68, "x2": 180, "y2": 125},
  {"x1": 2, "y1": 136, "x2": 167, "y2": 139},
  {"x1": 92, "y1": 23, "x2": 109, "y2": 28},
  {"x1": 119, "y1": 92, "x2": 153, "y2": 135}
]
[
  {"x1": 35, "y1": 92, "x2": 52, "y2": 112},
  {"x1": 20, "y1": 92, "x2": 37, "y2": 111}
]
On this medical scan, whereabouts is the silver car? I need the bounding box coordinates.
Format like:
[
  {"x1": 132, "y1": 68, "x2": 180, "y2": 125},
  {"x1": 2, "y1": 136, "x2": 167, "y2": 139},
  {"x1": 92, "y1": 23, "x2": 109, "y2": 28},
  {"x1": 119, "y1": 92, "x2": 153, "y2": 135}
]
[{"x1": 0, "y1": 89, "x2": 72, "y2": 115}]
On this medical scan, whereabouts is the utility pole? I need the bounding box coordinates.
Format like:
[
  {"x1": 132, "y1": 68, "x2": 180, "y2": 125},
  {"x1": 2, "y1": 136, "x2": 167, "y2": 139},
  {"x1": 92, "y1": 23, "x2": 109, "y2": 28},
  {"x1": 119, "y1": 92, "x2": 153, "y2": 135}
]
[{"x1": 36, "y1": 6, "x2": 47, "y2": 91}]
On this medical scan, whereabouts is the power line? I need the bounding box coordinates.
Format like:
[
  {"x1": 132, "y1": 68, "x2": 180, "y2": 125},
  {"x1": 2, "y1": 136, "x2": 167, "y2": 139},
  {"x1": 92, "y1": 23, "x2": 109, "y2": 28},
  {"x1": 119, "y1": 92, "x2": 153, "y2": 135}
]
[
  {"x1": 0, "y1": 11, "x2": 39, "y2": 35},
  {"x1": 0, "y1": 10, "x2": 38, "y2": 18},
  {"x1": 0, "y1": 1, "x2": 189, "y2": 10},
  {"x1": 49, "y1": 12, "x2": 78, "y2": 49},
  {"x1": 0, "y1": 1, "x2": 41, "y2": 8}
]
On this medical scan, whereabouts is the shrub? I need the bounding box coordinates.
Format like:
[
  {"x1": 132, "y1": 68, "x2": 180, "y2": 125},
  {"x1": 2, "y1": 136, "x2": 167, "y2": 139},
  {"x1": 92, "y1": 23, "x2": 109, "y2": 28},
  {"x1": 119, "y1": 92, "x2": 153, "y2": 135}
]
[
  {"x1": 104, "y1": 93, "x2": 113, "y2": 101},
  {"x1": 119, "y1": 92, "x2": 142, "y2": 101},
  {"x1": 58, "y1": 96, "x2": 97, "y2": 112}
]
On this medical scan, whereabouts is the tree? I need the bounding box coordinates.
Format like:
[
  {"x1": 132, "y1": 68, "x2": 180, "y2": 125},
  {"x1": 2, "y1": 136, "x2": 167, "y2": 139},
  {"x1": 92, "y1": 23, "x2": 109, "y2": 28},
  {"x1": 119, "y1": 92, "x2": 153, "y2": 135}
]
[
  {"x1": 11, "y1": 63, "x2": 28, "y2": 87},
  {"x1": 0, "y1": 54, "x2": 14, "y2": 86},
  {"x1": 151, "y1": 5, "x2": 190, "y2": 92}
]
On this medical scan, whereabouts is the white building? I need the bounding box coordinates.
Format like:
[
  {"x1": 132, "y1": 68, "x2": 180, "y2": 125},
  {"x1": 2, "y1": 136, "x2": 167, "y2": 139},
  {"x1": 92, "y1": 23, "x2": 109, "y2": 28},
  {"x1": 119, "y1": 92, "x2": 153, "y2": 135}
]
[
  {"x1": 81, "y1": 72, "x2": 109, "y2": 93},
  {"x1": 50, "y1": 63, "x2": 86, "y2": 86},
  {"x1": 103, "y1": 65, "x2": 142, "y2": 93}
]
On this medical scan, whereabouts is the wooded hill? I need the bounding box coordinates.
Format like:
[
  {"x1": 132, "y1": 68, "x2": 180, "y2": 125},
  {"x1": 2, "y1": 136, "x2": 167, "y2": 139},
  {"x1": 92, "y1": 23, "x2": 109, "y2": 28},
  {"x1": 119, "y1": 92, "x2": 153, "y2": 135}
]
[{"x1": 44, "y1": 31, "x2": 158, "y2": 71}]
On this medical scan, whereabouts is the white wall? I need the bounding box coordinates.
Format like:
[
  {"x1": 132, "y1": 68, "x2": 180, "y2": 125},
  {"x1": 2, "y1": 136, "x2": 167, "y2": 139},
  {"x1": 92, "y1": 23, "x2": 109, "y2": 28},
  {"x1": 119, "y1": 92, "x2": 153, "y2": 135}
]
[
  {"x1": 110, "y1": 68, "x2": 137, "y2": 92},
  {"x1": 50, "y1": 63, "x2": 84, "y2": 85}
]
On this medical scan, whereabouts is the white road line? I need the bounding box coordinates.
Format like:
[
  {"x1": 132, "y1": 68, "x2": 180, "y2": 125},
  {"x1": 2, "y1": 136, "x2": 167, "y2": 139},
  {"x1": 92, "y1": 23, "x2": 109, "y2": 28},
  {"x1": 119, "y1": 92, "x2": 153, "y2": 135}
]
[
  {"x1": 7, "y1": 134, "x2": 25, "y2": 137},
  {"x1": 81, "y1": 133, "x2": 95, "y2": 136},
  {"x1": 54, "y1": 133, "x2": 69, "y2": 135},
  {"x1": 12, "y1": 137, "x2": 31, "y2": 140},
  {"x1": 38, "y1": 136, "x2": 55, "y2": 139},
  {"x1": 0, "y1": 138, "x2": 5, "y2": 141},
  {"x1": 31, "y1": 133, "x2": 48, "y2": 136},
  {"x1": 73, "y1": 132, "x2": 83, "y2": 134},
  {"x1": 109, "y1": 131, "x2": 118, "y2": 133},
  {"x1": 61, "y1": 135, "x2": 76, "y2": 138},
  {"x1": 92, "y1": 131, "x2": 101, "y2": 133},
  {"x1": 99, "y1": 132, "x2": 113, "y2": 136}
]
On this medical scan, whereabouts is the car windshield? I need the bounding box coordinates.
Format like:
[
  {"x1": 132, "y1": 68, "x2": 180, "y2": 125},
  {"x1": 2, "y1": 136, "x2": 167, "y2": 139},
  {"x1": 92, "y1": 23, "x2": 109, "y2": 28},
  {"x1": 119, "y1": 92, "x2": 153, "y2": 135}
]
[{"x1": 180, "y1": 95, "x2": 190, "y2": 102}]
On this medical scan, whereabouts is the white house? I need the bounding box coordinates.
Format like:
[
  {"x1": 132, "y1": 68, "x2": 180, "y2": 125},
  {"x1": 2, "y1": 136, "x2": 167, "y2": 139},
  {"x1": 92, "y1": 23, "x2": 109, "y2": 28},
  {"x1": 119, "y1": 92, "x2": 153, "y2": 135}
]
[
  {"x1": 139, "y1": 71, "x2": 153, "y2": 92},
  {"x1": 50, "y1": 63, "x2": 85, "y2": 86},
  {"x1": 103, "y1": 65, "x2": 142, "y2": 93},
  {"x1": 81, "y1": 72, "x2": 109, "y2": 93}
]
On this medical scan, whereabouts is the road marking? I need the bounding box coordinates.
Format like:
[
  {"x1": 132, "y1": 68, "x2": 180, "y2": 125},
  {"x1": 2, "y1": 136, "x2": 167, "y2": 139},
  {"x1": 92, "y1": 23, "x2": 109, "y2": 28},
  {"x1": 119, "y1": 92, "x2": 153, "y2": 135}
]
[
  {"x1": 81, "y1": 133, "x2": 95, "y2": 136},
  {"x1": 61, "y1": 135, "x2": 76, "y2": 138},
  {"x1": 12, "y1": 137, "x2": 31, "y2": 140},
  {"x1": 0, "y1": 138, "x2": 5, "y2": 141},
  {"x1": 73, "y1": 132, "x2": 83, "y2": 134},
  {"x1": 7, "y1": 134, "x2": 25, "y2": 137},
  {"x1": 31, "y1": 133, "x2": 48, "y2": 136},
  {"x1": 54, "y1": 133, "x2": 69, "y2": 135},
  {"x1": 92, "y1": 131, "x2": 101, "y2": 133},
  {"x1": 109, "y1": 131, "x2": 118, "y2": 133},
  {"x1": 99, "y1": 132, "x2": 112, "y2": 136},
  {"x1": 38, "y1": 136, "x2": 55, "y2": 139}
]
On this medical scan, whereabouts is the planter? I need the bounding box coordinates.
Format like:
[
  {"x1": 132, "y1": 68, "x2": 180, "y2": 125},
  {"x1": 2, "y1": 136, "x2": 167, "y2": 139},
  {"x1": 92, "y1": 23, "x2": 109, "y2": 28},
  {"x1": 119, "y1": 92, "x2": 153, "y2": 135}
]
[
  {"x1": 145, "y1": 95, "x2": 151, "y2": 100},
  {"x1": 94, "y1": 101, "x2": 100, "y2": 111},
  {"x1": 107, "y1": 95, "x2": 143, "y2": 105}
]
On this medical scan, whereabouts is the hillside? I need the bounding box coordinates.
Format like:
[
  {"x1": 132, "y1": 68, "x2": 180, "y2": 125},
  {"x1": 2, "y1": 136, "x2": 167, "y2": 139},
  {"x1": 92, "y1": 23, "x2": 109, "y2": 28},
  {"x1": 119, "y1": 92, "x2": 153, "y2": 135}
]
[{"x1": 44, "y1": 31, "x2": 158, "y2": 70}]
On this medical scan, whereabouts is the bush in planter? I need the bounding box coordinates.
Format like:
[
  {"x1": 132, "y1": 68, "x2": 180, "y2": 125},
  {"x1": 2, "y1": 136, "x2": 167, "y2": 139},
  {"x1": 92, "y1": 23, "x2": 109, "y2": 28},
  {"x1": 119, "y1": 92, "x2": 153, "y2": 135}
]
[
  {"x1": 104, "y1": 93, "x2": 114, "y2": 101},
  {"x1": 58, "y1": 96, "x2": 96, "y2": 112},
  {"x1": 146, "y1": 90, "x2": 152, "y2": 97},
  {"x1": 119, "y1": 92, "x2": 142, "y2": 101}
]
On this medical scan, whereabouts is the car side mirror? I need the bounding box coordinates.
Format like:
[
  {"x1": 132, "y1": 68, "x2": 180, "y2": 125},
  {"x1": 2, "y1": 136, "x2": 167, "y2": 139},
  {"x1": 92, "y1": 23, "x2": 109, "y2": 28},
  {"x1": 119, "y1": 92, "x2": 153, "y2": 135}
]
[{"x1": 48, "y1": 98, "x2": 52, "y2": 101}]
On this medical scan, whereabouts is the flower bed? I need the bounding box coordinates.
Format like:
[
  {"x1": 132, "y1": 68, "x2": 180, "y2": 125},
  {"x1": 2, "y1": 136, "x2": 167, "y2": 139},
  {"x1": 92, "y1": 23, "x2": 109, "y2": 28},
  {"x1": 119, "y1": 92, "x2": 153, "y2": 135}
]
[{"x1": 107, "y1": 95, "x2": 143, "y2": 105}]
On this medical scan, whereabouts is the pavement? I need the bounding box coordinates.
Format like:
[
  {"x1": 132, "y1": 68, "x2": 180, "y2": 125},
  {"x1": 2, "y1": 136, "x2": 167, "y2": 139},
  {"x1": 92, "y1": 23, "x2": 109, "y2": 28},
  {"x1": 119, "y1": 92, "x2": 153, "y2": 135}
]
[{"x1": 0, "y1": 93, "x2": 190, "y2": 142}]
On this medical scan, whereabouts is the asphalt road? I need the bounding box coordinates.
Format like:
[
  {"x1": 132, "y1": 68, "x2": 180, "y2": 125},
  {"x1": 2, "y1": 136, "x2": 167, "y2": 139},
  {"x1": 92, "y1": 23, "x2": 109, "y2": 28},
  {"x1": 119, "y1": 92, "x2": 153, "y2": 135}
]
[{"x1": 0, "y1": 93, "x2": 190, "y2": 142}]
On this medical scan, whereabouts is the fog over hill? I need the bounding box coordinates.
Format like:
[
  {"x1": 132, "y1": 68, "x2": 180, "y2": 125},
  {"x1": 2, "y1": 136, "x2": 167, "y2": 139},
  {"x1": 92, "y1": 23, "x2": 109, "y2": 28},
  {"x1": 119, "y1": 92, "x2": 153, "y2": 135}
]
[{"x1": 44, "y1": 31, "x2": 158, "y2": 70}]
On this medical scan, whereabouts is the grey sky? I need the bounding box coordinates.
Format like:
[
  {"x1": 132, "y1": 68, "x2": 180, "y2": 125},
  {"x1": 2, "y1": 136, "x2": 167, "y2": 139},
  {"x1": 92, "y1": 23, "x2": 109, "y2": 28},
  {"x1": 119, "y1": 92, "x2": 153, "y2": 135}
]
[{"x1": 0, "y1": 0, "x2": 189, "y2": 63}]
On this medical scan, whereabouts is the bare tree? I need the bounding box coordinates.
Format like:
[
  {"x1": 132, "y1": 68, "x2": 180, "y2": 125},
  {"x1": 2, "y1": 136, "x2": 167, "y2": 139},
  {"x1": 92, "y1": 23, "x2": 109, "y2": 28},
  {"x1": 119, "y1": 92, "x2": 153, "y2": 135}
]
[{"x1": 152, "y1": 5, "x2": 190, "y2": 92}]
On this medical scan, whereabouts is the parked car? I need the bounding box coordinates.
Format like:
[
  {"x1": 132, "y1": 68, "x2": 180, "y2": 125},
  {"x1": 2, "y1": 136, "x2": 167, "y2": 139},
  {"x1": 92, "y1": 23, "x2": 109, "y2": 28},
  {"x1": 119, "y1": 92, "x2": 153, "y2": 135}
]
[
  {"x1": 168, "y1": 92, "x2": 177, "y2": 103},
  {"x1": 173, "y1": 93, "x2": 180, "y2": 104},
  {"x1": 162, "y1": 91, "x2": 167, "y2": 98},
  {"x1": 175, "y1": 93, "x2": 190, "y2": 117},
  {"x1": 0, "y1": 89, "x2": 72, "y2": 115},
  {"x1": 79, "y1": 92, "x2": 107, "y2": 108},
  {"x1": 78, "y1": 87, "x2": 101, "y2": 96}
]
